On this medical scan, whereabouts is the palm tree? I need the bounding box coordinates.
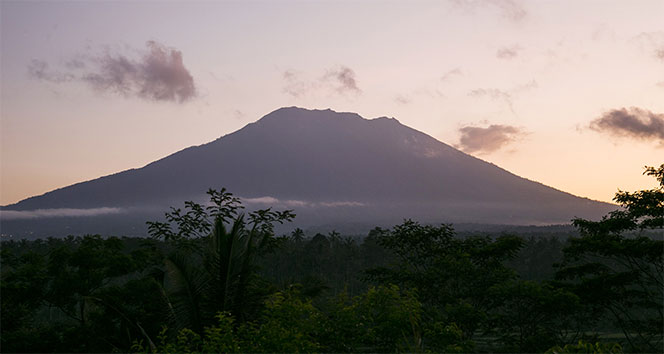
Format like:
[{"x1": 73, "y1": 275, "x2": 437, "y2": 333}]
[{"x1": 149, "y1": 189, "x2": 294, "y2": 333}]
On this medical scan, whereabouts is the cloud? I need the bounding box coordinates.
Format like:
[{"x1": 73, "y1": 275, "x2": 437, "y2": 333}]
[
  {"x1": 65, "y1": 58, "x2": 87, "y2": 69},
  {"x1": 243, "y1": 196, "x2": 281, "y2": 204},
  {"x1": 413, "y1": 87, "x2": 445, "y2": 98},
  {"x1": 468, "y1": 88, "x2": 514, "y2": 113},
  {"x1": 456, "y1": 124, "x2": 526, "y2": 154},
  {"x1": 282, "y1": 65, "x2": 361, "y2": 97},
  {"x1": 450, "y1": 0, "x2": 526, "y2": 22},
  {"x1": 28, "y1": 59, "x2": 75, "y2": 83},
  {"x1": 486, "y1": 0, "x2": 526, "y2": 21},
  {"x1": 319, "y1": 201, "x2": 365, "y2": 207},
  {"x1": 468, "y1": 80, "x2": 537, "y2": 115},
  {"x1": 394, "y1": 94, "x2": 411, "y2": 105},
  {"x1": 322, "y1": 66, "x2": 361, "y2": 94},
  {"x1": 440, "y1": 68, "x2": 463, "y2": 82},
  {"x1": 28, "y1": 41, "x2": 196, "y2": 103},
  {"x1": 233, "y1": 110, "x2": 245, "y2": 120},
  {"x1": 496, "y1": 45, "x2": 522, "y2": 59},
  {"x1": 242, "y1": 196, "x2": 365, "y2": 208},
  {"x1": 0, "y1": 207, "x2": 124, "y2": 220},
  {"x1": 512, "y1": 79, "x2": 538, "y2": 93},
  {"x1": 589, "y1": 107, "x2": 664, "y2": 145},
  {"x1": 83, "y1": 41, "x2": 196, "y2": 102},
  {"x1": 243, "y1": 196, "x2": 309, "y2": 207},
  {"x1": 591, "y1": 24, "x2": 616, "y2": 42},
  {"x1": 631, "y1": 32, "x2": 664, "y2": 62},
  {"x1": 656, "y1": 48, "x2": 664, "y2": 61},
  {"x1": 282, "y1": 70, "x2": 309, "y2": 97}
]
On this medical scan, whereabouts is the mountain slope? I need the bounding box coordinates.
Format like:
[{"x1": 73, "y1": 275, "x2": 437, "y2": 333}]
[{"x1": 1, "y1": 107, "x2": 615, "y2": 236}]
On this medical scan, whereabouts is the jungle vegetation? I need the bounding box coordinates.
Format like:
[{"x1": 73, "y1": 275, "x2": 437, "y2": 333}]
[{"x1": 1, "y1": 165, "x2": 662, "y2": 353}]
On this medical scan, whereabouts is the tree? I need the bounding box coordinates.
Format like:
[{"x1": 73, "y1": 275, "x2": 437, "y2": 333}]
[
  {"x1": 488, "y1": 280, "x2": 581, "y2": 352},
  {"x1": 323, "y1": 285, "x2": 425, "y2": 352},
  {"x1": 1, "y1": 235, "x2": 154, "y2": 352},
  {"x1": 555, "y1": 164, "x2": 663, "y2": 352},
  {"x1": 147, "y1": 189, "x2": 295, "y2": 333},
  {"x1": 366, "y1": 220, "x2": 524, "y2": 340}
]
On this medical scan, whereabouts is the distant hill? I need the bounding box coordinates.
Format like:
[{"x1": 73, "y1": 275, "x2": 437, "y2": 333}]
[{"x1": 1, "y1": 107, "x2": 615, "y2": 238}]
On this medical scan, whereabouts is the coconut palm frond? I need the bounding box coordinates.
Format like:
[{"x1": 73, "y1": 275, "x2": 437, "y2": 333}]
[{"x1": 162, "y1": 253, "x2": 208, "y2": 333}]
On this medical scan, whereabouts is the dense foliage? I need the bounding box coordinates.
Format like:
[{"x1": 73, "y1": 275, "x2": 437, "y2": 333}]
[{"x1": 1, "y1": 166, "x2": 662, "y2": 353}]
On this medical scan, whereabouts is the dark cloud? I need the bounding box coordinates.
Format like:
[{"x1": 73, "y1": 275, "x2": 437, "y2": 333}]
[
  {"x1": 441, "y1": 68, "x2": 463, "y2": 82},
  {"x1": 496, "y1": 45, "x2": 521, "y2": 59},
  {"x1": 450, "y1": 0, "x2": 526, "y2": 22},
  {"x1": 84, "y1": 41, "x2": 196, "y2": 102},
  {"x1": 456, "y1": 124, "x2": 525, "y2": 154},
  {"x1": 28, "y1": 41, "x2": 196, "y2": 103},
  {"x1": 322, "y1": 66, "x2": 361, "y2": 94},
  {"x1": 589, "y1": 107, "x2": 664, "y2": 145}
]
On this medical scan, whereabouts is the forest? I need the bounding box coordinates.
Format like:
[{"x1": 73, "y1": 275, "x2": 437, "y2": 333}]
[{"x1": 1, "y1": 165, "x2": 662, "y2": 353}]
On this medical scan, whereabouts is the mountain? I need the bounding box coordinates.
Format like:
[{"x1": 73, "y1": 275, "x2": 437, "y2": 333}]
[{"x1": 1, "y1": 107, "x2": 615, "y2": 238}]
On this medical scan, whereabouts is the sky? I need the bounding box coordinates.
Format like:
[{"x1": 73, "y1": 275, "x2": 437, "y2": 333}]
[{"x1": 1, "y1": 0, "x2": 663, "y2": 206}]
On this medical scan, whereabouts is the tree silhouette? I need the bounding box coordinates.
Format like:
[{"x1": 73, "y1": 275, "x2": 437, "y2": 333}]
[
  {"x1": 147, "y1": 189, "x2": 294, "y2": 332},
  {"x1": 555, "y1": 164, "x2": 663, "y2": 352}
]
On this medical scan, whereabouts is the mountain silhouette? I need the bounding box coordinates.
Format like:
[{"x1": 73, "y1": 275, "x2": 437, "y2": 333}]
[{"x1": 1, "y1": 107, "x2": 615, "y2": 237}]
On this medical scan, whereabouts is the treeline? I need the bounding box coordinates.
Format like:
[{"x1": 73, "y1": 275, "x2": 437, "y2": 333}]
[{"x1": 1, "y1": 165, "x2": 662, "y2": 353}]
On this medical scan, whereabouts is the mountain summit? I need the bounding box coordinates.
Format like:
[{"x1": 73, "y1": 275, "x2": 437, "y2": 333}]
[{"x1": 1, "y1": 107, "x2": 615, "y2": 237}]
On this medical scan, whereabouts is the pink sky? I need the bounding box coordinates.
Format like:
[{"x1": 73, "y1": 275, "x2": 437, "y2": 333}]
[{"x1": 1, "y1": 0, "x2": 663, "y2": 205}]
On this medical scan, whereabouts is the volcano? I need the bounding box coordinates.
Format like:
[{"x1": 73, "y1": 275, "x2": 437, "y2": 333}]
[{"x1": 1, "y1": 107, "x2": 615, "y2": 237}]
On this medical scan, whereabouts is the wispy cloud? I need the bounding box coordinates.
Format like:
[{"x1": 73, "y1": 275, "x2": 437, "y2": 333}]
[
  {"x1": 591, "y1": 24, "x2": 616, "y2": 42},
  {"x1": 243, "y1": 196, "x2": 309, "y2": 208},
  {"x1": 394, "y1": 94, "x2": 411, "y2": 105},
  {"x1": 468, "y1": 88, "x2": 514, "y2": 114},
  {"x1": 456, "y1": 124, "x2": 526, "y2": 154},
  {"x1": 440, "y1": 68, "x2": 463, "y2": 82},
  {"x1": 589, "y1": 107, "x2": 664, "y2": 145},
  {"x1": 319, "y1": 201, "x2": 364, "y2": 207},
  {"x1": 28, "y1": 41, "x2": 196, "y2": 103},
  {"x1": 1, "y1": 207, "x2": 124, "y2": 220},
  {"x1": 282, "y1": 70, "x2": 309, "y2": 97},
  {"x1": 656, "y1": 48, "x2": 664, "y2": 61},
  {"x1": 496, "y1": 45, "x2": 522, "y2": 59},
  {"x1": 450, "y1": 0, "x2": 527, "y2": 22},
  {"x1": 28, "y1": 59, "x2": 74, "y2": 83},
  {"x1": 282, "y1": 65, "x2": 361, "y2": 97},
  {"x1": 242, "y1": 196, "x2": 365, "y2": 208},
  {"x1": 487, "y1": 0, "x2": 526, "y2": 21},
  {"x1": 631, "y1": 32, "x2": 664, "y2": 62},
  {"x1": 468, "y1": 80, "x2": 537, "y2": 115},
  {"x1": 322, "y1": 66, "x2": 361, "y2": 94},
  {"x1": 511, "y1": 79, "x2": 538, "y2": 93}
]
